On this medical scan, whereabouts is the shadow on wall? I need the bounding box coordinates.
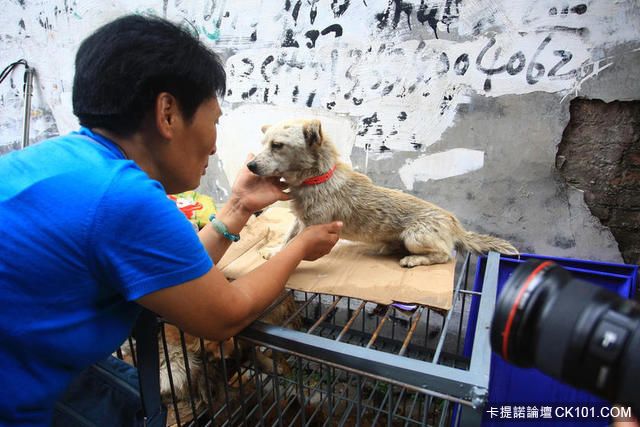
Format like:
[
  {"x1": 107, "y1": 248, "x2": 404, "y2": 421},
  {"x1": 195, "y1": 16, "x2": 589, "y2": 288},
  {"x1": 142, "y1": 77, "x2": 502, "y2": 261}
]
[{"x1": 556, "y1": 98, "x2": 640, "y2": 265}]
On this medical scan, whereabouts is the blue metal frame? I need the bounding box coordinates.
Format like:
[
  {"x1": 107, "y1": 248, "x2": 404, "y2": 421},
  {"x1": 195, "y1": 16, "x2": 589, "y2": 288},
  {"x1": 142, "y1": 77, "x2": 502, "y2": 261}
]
[{"x1": 238, "y1": 252, "x2": 502, "y2": 426}]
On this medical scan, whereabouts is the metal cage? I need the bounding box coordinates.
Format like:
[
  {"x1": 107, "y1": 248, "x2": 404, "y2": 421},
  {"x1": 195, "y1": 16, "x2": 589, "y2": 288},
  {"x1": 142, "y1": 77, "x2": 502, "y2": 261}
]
[{"x1": 117, "y1": 252, "x2": 500, "y2": 427}]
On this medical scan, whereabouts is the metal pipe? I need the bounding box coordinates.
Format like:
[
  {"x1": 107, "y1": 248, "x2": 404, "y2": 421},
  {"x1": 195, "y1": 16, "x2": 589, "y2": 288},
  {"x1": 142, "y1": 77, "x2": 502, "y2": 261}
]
[
  {"x1": 398, "y1": 307, "x2": 424, "y2": 356},
  {"x1": 271, "y1": 355, "x2": 284, "y2": 427},
  {"x1": 432, "y1": 252, "x2": 471, "y2": 364},
  {"x1": 160, "y1": 324, "x2": 182, "y2": 427},
  {"x1": 335, "y1": 301, "x2": 366, "y2": 342},
  {"x1": 198, "y1": 338, "x2": 216, "y2": 426},
  {"x1": 258, "y1": 289, "x2": 295, "y2": 321},
  {"x1": 177, "y1": 330, "x2": 199, "y2": 422},
  {"x1": 21, "y1": 66, "x2": 34, "y2": 149},
  {"x1": 249, "y1": 346, "x2": 265, "y2": 426},
  {"x1": 127, "y1": 337, "x2": 137, "y2": 366},
  {"x1": 307, "y1": 296, "x2": 342, "y2": 334},
  {"x1": 231, "y1": 338, "x2": 249, "y2": 426},
  {"x1": 459, "y1": 289, "x2": 482, "y2": 296},
  {"x1": 404, "y1": 392, "x2": 421, "y2": 427},
  {"x1": 217, "y1": 340, "x2": 234, "y2": 423},
  {"x1": 438, "y1": 400, "x2": 451, "y2": 427},
  {"x1": 240, "y1": 323, "x2": 478, "y2": 406},
  {"x1": 282, "y1": 292, "x2": 318, "y2": 327},
  {"x1": 366, "y1": 306, "x2": 390, "y2": 349},
  {"x1": 296, "y1": 357, "x2": 306, "y2": 426}
]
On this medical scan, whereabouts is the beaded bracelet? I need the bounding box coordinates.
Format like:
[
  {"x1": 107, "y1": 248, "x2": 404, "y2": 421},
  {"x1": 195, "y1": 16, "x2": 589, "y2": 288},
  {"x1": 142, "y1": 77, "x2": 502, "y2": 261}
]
[{"x1": 208, "y1": 214, "x2": 240, "y2": 242}]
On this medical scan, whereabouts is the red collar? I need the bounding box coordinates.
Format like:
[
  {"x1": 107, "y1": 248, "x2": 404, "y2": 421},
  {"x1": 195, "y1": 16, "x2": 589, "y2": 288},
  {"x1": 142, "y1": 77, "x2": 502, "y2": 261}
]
[{"x1": 302, "y1": 165, "x2": 337, "y2": 186}]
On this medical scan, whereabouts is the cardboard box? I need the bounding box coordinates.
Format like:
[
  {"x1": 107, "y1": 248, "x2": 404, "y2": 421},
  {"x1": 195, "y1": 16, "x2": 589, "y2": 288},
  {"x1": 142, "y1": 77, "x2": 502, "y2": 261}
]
[{"x1": 218, "y1": 207, "x2": 456, "y2": 310}]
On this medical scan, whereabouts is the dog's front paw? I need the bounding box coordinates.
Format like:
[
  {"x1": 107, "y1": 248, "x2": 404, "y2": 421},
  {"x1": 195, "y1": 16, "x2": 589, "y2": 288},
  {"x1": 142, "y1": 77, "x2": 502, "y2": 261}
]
[
  {"x1": 399, "y1": 256, "x2": 418, "y2": 268},
  {"x1": 399, "y1": 255, "x2": 432, "y2": 268},
  {"x1": 400, "y1": 253, "x2": 450, "y2": 267}
]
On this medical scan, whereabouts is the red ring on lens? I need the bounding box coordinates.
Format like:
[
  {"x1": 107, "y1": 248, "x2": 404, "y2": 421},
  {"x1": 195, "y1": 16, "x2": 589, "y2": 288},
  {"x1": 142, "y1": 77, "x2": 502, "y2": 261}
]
[{"x1": 502, "y1": 261, "x2": 553, "y2": 361}]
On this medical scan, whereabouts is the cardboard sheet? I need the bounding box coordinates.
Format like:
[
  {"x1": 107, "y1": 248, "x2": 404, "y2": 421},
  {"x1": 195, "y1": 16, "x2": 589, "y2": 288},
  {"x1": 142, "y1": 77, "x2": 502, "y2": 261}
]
[{"x1": 218, "y1": 207, "x2": 455, "y2": 310}]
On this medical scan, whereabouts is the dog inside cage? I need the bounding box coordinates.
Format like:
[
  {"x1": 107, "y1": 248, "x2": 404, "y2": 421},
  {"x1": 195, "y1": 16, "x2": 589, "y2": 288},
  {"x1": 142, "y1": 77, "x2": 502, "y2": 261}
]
[{"x1": 116, "y1": 253, "x2": 486, "y2": 426}]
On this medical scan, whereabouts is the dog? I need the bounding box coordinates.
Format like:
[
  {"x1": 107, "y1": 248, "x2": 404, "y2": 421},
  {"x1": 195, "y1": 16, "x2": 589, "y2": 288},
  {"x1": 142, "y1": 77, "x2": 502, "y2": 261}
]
[
  {"x1": 153, "y1": 291, "x2": 302, "y2": 425},
  {"x1": 247, "y1": 118, "x2": 518, "y2": 267}
]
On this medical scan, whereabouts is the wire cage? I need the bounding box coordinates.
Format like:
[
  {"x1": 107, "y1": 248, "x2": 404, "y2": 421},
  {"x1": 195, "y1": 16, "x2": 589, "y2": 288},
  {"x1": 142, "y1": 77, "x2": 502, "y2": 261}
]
[{"x1": 117, "y1": 252, "x2": 500, "y2": 427}]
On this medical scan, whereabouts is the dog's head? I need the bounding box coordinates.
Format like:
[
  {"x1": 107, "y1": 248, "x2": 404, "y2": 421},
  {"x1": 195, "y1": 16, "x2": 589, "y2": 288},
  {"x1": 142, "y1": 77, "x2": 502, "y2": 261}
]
[{"x1": 247, "y1": 119, "x2": 326, "y2": 179}]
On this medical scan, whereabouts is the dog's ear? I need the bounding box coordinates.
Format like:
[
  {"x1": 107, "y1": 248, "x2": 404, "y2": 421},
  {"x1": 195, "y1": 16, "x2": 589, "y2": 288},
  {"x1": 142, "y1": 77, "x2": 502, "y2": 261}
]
[
  {"x1": 302, "y1": 119, "x2": 323, "y2": 146},
  {"x1": 261, "y1": 124, "x2": 271, "y2": 133}
]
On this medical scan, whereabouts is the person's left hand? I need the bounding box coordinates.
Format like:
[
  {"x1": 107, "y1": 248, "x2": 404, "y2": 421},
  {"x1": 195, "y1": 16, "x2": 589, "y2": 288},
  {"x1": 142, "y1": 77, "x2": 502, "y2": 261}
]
[{"x1": 229, "y1": 153, "x2": 291, "y2": 213}]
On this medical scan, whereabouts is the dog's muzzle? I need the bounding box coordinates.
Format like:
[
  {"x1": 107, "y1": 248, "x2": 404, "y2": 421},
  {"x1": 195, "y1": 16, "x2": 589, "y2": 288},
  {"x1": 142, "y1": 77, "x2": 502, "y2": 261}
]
[{"x1": 247, "y1": 160, "x2": 259, "y2": 174}]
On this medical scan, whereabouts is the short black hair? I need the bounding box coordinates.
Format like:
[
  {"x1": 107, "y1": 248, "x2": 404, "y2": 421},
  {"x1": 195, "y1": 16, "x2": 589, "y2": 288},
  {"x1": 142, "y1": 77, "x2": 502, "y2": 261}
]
[{"x1": 73, "y1": 14, "x2": 226, "y2": 136}]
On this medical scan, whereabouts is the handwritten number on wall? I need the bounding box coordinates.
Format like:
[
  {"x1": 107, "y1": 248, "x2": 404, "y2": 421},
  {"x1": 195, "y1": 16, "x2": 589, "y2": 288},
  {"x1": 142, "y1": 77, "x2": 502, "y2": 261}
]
[
  {"x1": 548, "y1": 50, "x2": 576, "y2": 79},
  {"x1": 506, "y1": 52, "x2": 526, "y2": 76},
  {"x1": 454, "y1": 54, "x2": 470, "y2": 76},
  {"x1": 526, "y1": 36, "x2": 551, "y2": 85}
]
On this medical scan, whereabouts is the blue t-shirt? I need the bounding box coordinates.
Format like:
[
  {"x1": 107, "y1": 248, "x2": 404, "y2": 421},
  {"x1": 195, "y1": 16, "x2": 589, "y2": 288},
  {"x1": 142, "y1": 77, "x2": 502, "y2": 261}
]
[{"x1": 0, "y1": 128, "x2": 213, "y2": 426}]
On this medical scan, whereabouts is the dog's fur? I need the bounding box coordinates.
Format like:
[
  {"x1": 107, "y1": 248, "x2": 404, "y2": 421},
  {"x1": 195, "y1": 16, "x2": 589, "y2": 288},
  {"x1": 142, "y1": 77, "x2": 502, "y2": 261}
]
[
  {"x1": 248, "y1": 119, "x2": 518, "y2": 267},
  {"x1": 154, "y1": 291, "x2": 301, "y2": 425}
]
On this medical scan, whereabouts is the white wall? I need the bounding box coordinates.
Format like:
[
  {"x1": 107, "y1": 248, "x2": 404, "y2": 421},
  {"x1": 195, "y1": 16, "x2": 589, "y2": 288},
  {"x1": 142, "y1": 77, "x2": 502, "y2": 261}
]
[
  {"x1": 2, "y1": 1, "x2": 637, "y2": 175},
  {"x1": 2, "y1": 0, "x2": 639, "y2": 261}
]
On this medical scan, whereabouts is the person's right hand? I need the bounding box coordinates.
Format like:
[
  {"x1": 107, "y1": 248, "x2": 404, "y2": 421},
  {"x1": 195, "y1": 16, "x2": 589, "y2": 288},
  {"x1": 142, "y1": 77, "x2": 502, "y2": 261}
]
[
  {"x1": 229, "y1": 154, "x2": 290, "y2": 214},
  {"x1": 293, "y1": 221, "x2": 343, "y2": 261}
]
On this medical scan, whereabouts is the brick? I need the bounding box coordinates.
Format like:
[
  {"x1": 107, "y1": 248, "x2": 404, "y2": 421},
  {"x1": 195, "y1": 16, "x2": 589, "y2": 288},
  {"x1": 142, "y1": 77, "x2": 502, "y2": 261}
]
[{"x1": 559, "y1": 99, "x2": 640, "y2": 264}]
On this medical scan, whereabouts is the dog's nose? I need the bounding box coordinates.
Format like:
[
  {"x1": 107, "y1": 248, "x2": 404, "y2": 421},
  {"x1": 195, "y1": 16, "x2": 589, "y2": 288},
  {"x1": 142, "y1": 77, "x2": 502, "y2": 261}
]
[{"x1": 247, "y1": 160, "x2": 259, "y2": 174}]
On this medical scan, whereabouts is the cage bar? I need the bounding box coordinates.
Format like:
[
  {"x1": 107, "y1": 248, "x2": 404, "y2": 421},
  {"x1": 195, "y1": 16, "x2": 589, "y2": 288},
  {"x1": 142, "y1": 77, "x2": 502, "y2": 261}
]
[{"x1": 117, "y1": 252, "x2": 499, "y2": 426}]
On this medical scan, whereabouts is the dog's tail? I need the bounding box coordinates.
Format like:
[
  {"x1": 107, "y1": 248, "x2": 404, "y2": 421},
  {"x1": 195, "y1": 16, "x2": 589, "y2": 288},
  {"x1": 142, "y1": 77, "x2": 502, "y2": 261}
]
[{"x1": 456, "y1": 230, "x2": 518, "y2": 256}]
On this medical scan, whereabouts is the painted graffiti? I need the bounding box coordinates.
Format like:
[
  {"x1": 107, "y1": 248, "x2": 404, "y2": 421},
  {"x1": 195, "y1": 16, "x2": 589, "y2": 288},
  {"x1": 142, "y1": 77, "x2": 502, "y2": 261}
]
[
  {"x1": 229, "y1": 33, "x2": 593, "y2": 105},
  {"x1": 210, "y1": 0, "x2": 609, "y2": 152},
  {"x1": 281, "y1": 0, "x2": 348, "y2": 48},
  {"x1": 276, "y1": 0, "x2": 465, "y2": 49},
  {"x1": 3, "y1": 0, "x2": 631, "y2": 156},
  {"x1": 226, "y1": 26, "x2": 601, "y2": 151},
  {"x1": 375, "y1": 0, "x2": 462, "y2": 38},
  {"x1": 475, "y1": 35, "x2": 585, "y2": 90}
]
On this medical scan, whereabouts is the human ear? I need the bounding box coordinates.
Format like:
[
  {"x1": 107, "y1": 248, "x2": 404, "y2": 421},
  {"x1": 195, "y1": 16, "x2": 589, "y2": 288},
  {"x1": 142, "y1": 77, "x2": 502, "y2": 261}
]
[{"x1": 155, "y1": 92, "x2": 179, "y2": 139}]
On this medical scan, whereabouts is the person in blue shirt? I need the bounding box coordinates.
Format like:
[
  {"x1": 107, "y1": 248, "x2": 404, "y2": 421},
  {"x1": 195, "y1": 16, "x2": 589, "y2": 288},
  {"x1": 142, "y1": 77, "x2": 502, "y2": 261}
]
[{"x1": 0, "y1": 14, "x2": 343, "y2": 426}]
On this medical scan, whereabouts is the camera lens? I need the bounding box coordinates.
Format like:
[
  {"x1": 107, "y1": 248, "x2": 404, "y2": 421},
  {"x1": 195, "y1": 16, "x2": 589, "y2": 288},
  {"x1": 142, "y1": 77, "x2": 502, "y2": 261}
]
[{"x1": 490, "y1": 259, "x2": 640, "y2": 414}]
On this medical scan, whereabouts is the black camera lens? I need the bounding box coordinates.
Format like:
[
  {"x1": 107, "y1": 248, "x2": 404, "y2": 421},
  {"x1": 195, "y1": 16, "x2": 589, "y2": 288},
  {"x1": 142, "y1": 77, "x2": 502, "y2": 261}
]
[{"x1": 490, "y1": 259, "x2": 640, "y2": 414}]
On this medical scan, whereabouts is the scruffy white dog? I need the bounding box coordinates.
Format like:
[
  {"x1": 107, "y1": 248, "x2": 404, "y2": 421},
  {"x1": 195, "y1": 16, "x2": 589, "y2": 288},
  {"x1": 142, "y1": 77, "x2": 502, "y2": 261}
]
[{"x1": 247, "y1": 119, "x2": 518, "y2": 267}]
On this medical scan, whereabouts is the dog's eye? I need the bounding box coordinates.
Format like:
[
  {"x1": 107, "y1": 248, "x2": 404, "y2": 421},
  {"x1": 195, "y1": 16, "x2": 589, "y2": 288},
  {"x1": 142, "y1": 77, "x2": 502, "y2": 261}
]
[{"x1": 271, "y1": 142, "x2": 284, "y2": 149}]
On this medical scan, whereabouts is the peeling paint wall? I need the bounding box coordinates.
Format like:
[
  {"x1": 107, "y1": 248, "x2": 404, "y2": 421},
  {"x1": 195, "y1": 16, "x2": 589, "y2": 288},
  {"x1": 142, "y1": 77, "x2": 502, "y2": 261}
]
[
  {"x1": 1, "y1": 0, "x2": 639, "y2": 262},
  {"x1": 557, "y1": 99, "x2": 640, "y2": 264}
]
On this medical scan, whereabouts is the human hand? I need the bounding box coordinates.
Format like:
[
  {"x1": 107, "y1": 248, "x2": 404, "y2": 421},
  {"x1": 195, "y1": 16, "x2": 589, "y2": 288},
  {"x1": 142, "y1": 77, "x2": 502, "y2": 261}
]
[
  {"x1": 230, "y1": 153, "x2": 291, "y2": 213},
  {"x1": 613, "y1": 418, "x2": 639, "y2": 427},
  {"x1": 612, "y1": 409, "x2": 638, "y2": 427},
  {"x1": 292, "y1": 222, "x2": 343, "y2": 261}
]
